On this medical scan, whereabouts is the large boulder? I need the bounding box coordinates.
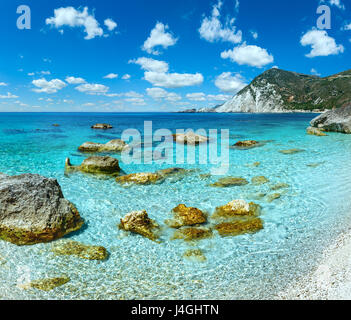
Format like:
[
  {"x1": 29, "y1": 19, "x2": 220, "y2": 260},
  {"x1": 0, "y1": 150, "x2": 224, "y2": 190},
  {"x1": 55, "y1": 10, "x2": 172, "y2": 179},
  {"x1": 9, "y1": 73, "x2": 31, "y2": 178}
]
[
  {"x1": 310, "y1": 104, "x2": 351, "y2": 133},
  {"x1": 65, "y1": 156, "x2": 121, "y2": 175},
  {"x1": 0, "y1": 174, "x2": 84, "y2": 245}
]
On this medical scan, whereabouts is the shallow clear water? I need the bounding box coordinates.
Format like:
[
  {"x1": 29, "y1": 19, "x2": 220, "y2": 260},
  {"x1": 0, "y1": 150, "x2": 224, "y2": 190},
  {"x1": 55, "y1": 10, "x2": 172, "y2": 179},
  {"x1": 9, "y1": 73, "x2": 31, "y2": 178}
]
[{"x1": 0, "y1": 112, "x2": 350, "y2": 300}]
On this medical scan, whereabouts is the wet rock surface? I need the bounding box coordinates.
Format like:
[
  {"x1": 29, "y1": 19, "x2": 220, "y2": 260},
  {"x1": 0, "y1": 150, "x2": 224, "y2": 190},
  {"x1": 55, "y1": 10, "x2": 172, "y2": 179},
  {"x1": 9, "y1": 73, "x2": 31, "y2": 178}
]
[
  {"x1": 210, "y1": 176, "x2": 249, "y2": 188},
  {"x1": 0, "y1": 173, "x2": 83, "y2": 245},
  {"x1": 165, "y1": 204, "x2": 207, "y2": 228},
  {"x1": 65, "y1": 156, "x2": 121, "y2": 175},
  {"x1": 119, "y1": 210, "x2": 160, "y2": 241},
  {"x1": 91, "y1": 123, "x2": 113, "y2": 129},
  {"x1": 310, "y1": 104, "x2": 351, "y2": 133}
]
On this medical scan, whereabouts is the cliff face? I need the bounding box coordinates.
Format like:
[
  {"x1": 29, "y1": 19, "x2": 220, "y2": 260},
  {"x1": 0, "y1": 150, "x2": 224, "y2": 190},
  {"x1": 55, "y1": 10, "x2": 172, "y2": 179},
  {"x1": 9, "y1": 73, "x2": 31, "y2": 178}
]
[{"x1": 206, "y1": 68, "x2": 351, "y2": 113}]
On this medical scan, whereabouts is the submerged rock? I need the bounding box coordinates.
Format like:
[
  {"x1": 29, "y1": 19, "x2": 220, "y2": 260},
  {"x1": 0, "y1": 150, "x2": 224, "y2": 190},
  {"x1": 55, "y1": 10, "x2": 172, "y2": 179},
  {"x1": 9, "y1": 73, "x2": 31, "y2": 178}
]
[
  {"x1": 156, "y1": 167, "x2": 189, "y2": 177},
  {"x1": 165, "y1": 204, "x2": 207, "y2": 228},
  {"x1": 91, "y1": 123, "x2": 113, "y2": 129},
  {"x1": 0, "y1": 173, "x2": 83, "y2": 245},
  {"x1": 310, "y1": 104, "x2": 351, "y2": 133},
  {"x1": 270, "y1": 183, "x2": 290, "y2": 191},
  {"x1": 232, "y1": 140, "x2": 261, "y2": 150},
  {"x1": 119, "y1": 210, "x2": 159, "y2": 241},
  {"x1": 212, "y1": 200, "x2": 261, "y2": 219},
  {"x1": 183, "y1": 249, "x2": 206, "y2": 262},
  {"x1": 20, "y1": 276, "x2": 70, "y2": 291},
  {"x1": 306, "y1": 126, "x2": 327, "y2": 136},
  {"x1": 215, "y1": 218, "x2": 263, "y2": 237},
  {"x1": 65, "y1": 156, "x2": 121, "y2": 175},
  {"x1": 210, "y1": 176, "x2": 249, "y2": 188},
  {"x1": 52, "y1": 124, "x2": 60, "y2": 127},
  {"x1": 245, "y1": 162, "x2": 261, "y2": 168},
  {"x1": 279, "y1": 148, "x2": 305, "y2": 155},
  {"x1": 173, "y1": 132, "x2": 209, "y2": 145},
  {"x1": 52, "y1": 240, "x2": 109, "y2": 260},
  {"x1": 78, "y1": 139, "x2": 127, "y2": 153},
  {"x1": 171, "y1": 227, "x2": 212, "y2": 241},
  {"x1": 266, "y1": 193, "x2": 281, "y2": 203},
  {"x1": 251, "y1": 176, "x2": 269, "y2": 185},
  {"x1": 116, "y1": 172, "x2": 163, "y2": 185}
]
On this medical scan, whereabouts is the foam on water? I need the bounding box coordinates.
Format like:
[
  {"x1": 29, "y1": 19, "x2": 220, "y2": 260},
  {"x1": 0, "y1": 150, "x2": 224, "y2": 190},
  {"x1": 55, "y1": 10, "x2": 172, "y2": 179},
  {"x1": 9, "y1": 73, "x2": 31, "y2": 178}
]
[{"x1": 0, "y1": 112, "x2": 350, "y2": 299}]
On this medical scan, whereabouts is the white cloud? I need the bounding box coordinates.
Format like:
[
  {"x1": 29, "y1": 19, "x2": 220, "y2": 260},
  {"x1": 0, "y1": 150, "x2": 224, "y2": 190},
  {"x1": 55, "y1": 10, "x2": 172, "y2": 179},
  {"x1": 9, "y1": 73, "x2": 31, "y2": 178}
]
[
  {"x1": 0, "y1": 92, "x2": 18, "y2": 99},
  {"x1": 122, "y1": 74, "x2": 131, "y2": 80},
  {"x1": 125, "y1": 97, "x2": 146, "y2": 106},
  {"x1": 65, "y1": 76, "x2": 86, "y2": 84},
  {"x1": 321, "y1": 0, "x2": 345, "y2": 10},
  {"x1": 104, "y1": 18, "x2": 117, "y2": 31},
  {"x1": 103, "y1": 73, "x2": 118, "y2": 79},
  {"x1": 207, "y1": 94, "x2": 232, "y2": 101},
  {"x1": 300, "y1": 29, "x2": 344, "y2": 57},
  {"x1": 0, "y1": 82, "x2": 7, "y2": 86},
  {"x1": 344, "y1": 23, "x2": 351, "y2": 30},
  {"x1": 41, "y1": 71, "x2": 51, "y2": 75},
  {"x1": 199, "y1": 0, "x2": 242, "y2": 44},
  {"x1": 46, "y1": 7, "x2": 104, "y2": 40},
  {"x1": 215, "y1": 72, "x2": 246, "y2": 94},
  {"x1": 83, "y1": 102, "x2": 95, "y2": 107},
  {"x1": 28, "y1": 73, "x2": 35, "y2": 76},
  {"x1": 250, "y1": 31, "x2": 258, "y2": 39},
  {"x1": 32, "y1": 78, "x2": 67, "y2": 94},
  {"x1": 146, "y1": 87, "x2": 181, "y2": 102},
  {"x1": 124, "y1": 91, "x2": 143, "y2": 98},
  {"x1": 75, "y1": 83, "x2": 109, "y2": 95},
  {"x1": 186, "y1": 92, "x2": 206, "y2": 101},
  {"x1": 142, "y1": 22, "x2": 178, "y2": 55},
  {"x1": 311, "y1": 68, "x2": 321, "y2": 76},
  {"x1": 144, "y1": 71, "x2": 203, "y2": 88},
  {"x1": 221, "y1": 43, "x2": 274, "y2": 67},
  {"x1": 130, "y1": 57, "x2": 169, "y2": 73}
]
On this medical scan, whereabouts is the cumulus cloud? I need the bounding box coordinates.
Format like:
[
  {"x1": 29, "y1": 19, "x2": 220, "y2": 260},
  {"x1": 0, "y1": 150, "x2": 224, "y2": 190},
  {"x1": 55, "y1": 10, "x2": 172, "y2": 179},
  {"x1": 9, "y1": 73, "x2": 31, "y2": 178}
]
[
  {"x1": 130, "y1": 57, "x2": 169, "y2": 73},
  {"x1": 215, "y1": 72, "x2": 246, "y2": 94},
  {"x1": 124, "y1": 97, "x2": 146, "y2": 106},
  {"x1": 207, "y1": 94, "x2": 232, "y2": 101},
  {"x1": 32, "y1": 78, "x2": 67, "y2": 94},
  {"x1": 46, "y1": 7, "x2": 104, "y2": 40},
  {"x1": 186, "y1": 92, "x2": 206, "y2": 101},
  {"x1": 131, "y1": 57, "x2": 203, "y2": 88},
  {"x1": 75, "y1": 83, "x2": 109, "y2": 95},
  {"x1": 104, "y1": 18, "x2": 117, "y2": 31},
  {"x1": 0, "y1": 82, "x2": 7, "y2": 86},
  {"x1": 300, "y1": 29, "x2": 344, "y2": 58},
  {"x1": 147, "y1": 87, "x2": 181, "y2": 102},
  {"x1": 199, "y1": 0, "x2": 242, "y2": 44},
  {"x1": 320, "y1": 0, "x2": 345, "y2": 10},
  {"x1": 142, "y1": 22, "x2": 178, "y2": 55},
  {"x1": 311, "y1": 68, "x2": 321, "y2": 76},
  {"x1": 0, "y1": 92, "x2": 18, "y2": 99},
  {"x1": 65, "y1": 76, "x2": 86, "y2": 84},
  {"x1": 103, "y1": 73, "x2": 118, "y2": 79},
  {"x1": 221, "y1": 43, "x2": 274, "y2": 67},
  {"x1": 250, "y1": 31, "x2": 258, "y2": 39},
  {"x1": 144, "y1": 71, "x2": 203, "y2": 88},
  {"x1": 122, "y1": 74, "x2": 131, "y2": 80}
]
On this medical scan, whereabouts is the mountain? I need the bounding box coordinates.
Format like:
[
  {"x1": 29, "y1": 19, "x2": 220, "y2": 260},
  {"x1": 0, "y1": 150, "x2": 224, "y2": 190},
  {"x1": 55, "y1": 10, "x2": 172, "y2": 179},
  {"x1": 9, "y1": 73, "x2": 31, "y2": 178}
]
[{"x1": 203, "y1": 68, "x2": 351, "y2": 113}]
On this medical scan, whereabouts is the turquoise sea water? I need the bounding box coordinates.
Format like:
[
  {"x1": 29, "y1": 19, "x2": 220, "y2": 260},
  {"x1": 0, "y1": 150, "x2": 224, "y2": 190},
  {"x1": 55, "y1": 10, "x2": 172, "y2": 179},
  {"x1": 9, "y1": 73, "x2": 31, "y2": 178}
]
[{"x1": 0, "y1": 112, "x2": 350, "y2": 299}]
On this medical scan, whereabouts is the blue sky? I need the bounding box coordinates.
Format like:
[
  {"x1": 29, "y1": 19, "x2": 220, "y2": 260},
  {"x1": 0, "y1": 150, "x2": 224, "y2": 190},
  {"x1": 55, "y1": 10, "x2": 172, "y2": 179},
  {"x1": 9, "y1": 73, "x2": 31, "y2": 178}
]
[{"x1": 0, "y1": 0, "x2": 350, "y2": 112}]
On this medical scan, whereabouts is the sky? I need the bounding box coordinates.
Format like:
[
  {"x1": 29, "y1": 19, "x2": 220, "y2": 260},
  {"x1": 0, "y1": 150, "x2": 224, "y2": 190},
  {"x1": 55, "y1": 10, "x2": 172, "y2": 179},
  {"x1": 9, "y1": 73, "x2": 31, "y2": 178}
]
[{"x1": 0, "y1": 0, "x2": 350, "y2": 112}]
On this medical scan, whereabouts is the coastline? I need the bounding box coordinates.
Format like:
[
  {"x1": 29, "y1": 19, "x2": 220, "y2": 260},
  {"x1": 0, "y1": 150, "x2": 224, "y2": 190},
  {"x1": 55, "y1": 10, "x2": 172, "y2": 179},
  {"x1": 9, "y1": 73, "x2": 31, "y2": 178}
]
[{"x1": 277, "y1": 225, "x2": 351, "y2": 300}]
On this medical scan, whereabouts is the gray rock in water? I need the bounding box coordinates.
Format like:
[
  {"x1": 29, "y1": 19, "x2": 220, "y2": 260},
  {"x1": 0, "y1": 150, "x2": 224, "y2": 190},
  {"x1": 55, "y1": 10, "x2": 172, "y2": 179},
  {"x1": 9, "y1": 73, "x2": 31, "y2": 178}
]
[
  {"x1": 65, "y1": 156, "x2": 121, "y2": 175},
  {"x1": 0, "y1": 173, "x2": 84, "y2": 245},
  {"x1": 310, "y1": 104, "x2": 351, "y2": 133}
]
